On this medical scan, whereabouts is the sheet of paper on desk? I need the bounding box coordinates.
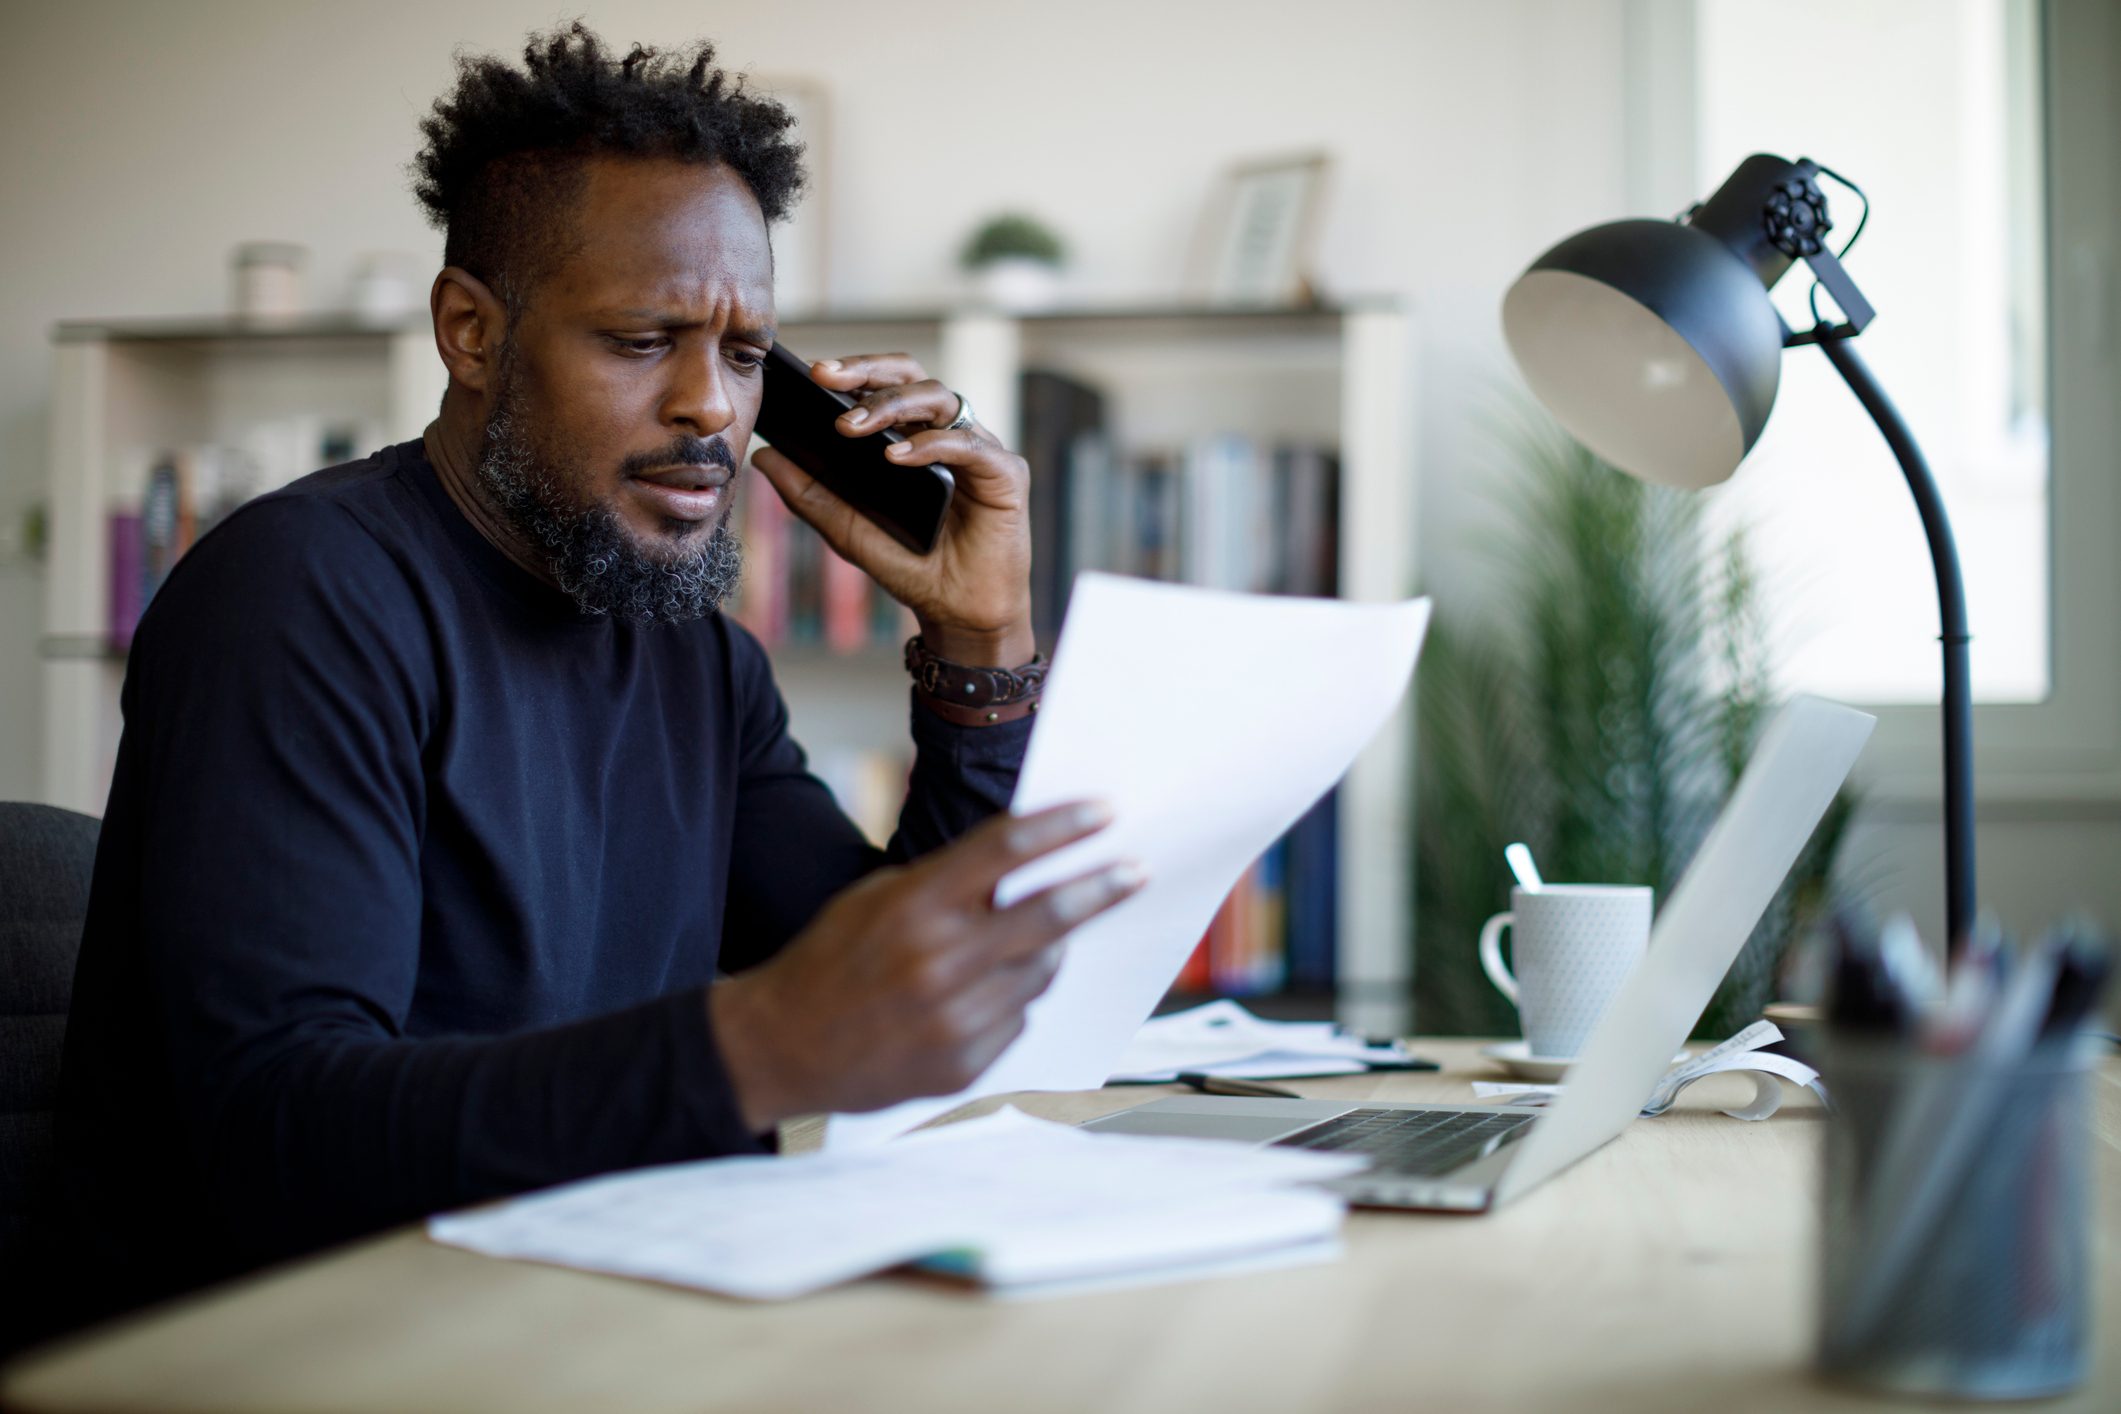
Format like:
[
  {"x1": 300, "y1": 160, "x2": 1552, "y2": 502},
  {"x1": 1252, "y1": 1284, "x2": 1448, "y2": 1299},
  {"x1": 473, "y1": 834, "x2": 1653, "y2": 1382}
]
[
  {"x1": 826, "y1": 576, "x2": 1431, "y2": 1149},
  {"x1": 428, "y1": 1108, "x2": 1365, "y2": 1301},
  {"x1": 1109, "y1": 999, "x2": 1404, "y2": 1082}
]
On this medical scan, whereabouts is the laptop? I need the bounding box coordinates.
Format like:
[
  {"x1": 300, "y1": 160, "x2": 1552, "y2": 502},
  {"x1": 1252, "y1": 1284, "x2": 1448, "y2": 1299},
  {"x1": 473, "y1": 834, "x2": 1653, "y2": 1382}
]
[{"x1": 1082, "y1": 695, "x2": 1875, "y2": 1212}]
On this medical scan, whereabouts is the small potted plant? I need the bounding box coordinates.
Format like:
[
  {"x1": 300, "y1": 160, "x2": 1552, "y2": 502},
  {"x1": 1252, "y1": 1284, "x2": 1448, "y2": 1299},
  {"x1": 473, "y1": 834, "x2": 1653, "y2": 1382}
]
[{"x1": 960, "y1": 212, "x2": 1066, "y2": 311}]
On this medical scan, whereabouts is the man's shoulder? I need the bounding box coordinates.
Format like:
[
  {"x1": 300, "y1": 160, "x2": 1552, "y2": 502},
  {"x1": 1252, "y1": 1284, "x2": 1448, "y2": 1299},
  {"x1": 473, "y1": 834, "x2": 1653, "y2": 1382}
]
[
  {"x1": 242, "y1": 442, "x2": 427, "y2": 547},
  {"x1": 183, "y1": 442, "x2": 437, "y2": 574},
  {"x1": 136, "y1": 445, "x2": 432, "y2": 651}
]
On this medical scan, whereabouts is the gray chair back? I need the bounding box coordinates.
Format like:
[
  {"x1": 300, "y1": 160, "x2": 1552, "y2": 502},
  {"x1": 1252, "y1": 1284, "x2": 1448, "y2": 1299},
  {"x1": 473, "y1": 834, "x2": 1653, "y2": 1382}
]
[{"x1": 0, "y1": 802, "x2": 98, "y2": 1355}]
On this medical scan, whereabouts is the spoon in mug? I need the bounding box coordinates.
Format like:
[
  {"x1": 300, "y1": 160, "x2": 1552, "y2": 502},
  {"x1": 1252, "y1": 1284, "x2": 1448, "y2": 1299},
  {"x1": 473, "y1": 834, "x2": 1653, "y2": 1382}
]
[{"x1": 1505, "y1": 841, "x2": 1544, "y2": 892}]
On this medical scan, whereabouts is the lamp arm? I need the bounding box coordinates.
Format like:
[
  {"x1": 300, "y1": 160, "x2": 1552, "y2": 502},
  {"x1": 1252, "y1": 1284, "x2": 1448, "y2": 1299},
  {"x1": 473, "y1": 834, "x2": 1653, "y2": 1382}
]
[{"x1": 1814, "y1": 333, "x2": 1977, "y2": 952}]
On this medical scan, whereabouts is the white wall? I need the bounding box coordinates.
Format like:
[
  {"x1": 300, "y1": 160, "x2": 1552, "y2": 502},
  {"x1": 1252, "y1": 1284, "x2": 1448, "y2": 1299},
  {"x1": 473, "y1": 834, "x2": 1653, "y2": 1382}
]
[
  {"x1": 2, "y1": 0, "x2": 2112, "y2": 978},
  {"x1": 0, "y1": 0, "x2": 1630, "y2": 796}
]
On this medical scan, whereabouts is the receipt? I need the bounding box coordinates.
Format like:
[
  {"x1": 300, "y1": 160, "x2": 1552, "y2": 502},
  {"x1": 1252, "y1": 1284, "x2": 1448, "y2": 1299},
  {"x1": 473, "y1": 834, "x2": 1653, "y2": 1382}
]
[{"x1": 1472, "y1": 1023, "x2": 1828, "y2": 1122}]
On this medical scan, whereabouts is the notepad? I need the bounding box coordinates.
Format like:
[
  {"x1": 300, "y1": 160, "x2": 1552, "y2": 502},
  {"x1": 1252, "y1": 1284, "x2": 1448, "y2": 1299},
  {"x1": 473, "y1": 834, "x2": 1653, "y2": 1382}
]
[{"x1": 428, "y1": 1108, "x2": 1366, "y2": 1301}]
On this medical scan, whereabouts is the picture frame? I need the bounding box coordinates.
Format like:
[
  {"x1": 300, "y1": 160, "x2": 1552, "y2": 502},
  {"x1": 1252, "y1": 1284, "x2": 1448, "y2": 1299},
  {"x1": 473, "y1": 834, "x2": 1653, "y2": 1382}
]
[
  {"x1": 751, "y1": 75, "x2": 831, "y2": 317},
  {"x1": 1188, "y1": 152, "x2": 1332, "y2": 308}
]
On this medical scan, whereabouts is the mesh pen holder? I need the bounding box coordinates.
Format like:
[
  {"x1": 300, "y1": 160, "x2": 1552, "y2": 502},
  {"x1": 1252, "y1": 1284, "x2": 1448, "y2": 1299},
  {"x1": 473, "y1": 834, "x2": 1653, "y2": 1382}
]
[{"x1": 1817, "y1": 1038, "x2": 2095, "y2": 1400}]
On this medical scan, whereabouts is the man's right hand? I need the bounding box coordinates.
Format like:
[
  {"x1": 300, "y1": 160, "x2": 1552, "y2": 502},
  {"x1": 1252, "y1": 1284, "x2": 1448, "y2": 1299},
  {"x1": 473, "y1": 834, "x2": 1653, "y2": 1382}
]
[{"x1": 708, "y1": 801, "x2": 1144, "y2": 1132}]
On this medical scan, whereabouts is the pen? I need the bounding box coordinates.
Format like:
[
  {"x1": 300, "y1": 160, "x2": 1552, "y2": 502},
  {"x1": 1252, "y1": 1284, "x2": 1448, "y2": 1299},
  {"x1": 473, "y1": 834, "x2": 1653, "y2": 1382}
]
[
  {"x1": 1176, "y1": 1073, "x2": 1303, "y2": 1099},
  {"x1": 1825, "y1": 909, "x2": 1914, "y2": 1036},
  {"x1": 2036, "y1": 919, "x2": 2113, "y2": 1044},
  {"x1": 1877, "y1": 911, "x2": 1944, "y2": 1017}
]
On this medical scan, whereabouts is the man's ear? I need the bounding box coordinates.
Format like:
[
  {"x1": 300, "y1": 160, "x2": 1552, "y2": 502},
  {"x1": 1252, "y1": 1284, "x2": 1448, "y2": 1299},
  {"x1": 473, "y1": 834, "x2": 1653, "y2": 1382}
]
[{"x1": 430, "y1": 266, "x2": 508, "y2": 394}]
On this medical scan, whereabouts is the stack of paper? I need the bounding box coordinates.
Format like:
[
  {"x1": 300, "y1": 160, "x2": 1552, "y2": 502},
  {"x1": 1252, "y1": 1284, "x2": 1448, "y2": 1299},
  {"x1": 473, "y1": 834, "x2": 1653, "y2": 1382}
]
[
  {"x1": 429, "y1": 1109, "x2": 1368, "y2": 1301},
  {"x1": 1111, "y1": 999, "x2": 1409, "y2": 1082}
]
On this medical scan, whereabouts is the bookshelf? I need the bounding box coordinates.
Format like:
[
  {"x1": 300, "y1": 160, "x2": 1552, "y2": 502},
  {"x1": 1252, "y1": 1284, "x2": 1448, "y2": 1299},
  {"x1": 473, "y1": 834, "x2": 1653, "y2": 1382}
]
[
  {"x1": 40, "y1": 315, "x2": 447, "y2": 818},
  {"x1": 41, "y1": 302, "x2": 1418, "y2": 1034}
]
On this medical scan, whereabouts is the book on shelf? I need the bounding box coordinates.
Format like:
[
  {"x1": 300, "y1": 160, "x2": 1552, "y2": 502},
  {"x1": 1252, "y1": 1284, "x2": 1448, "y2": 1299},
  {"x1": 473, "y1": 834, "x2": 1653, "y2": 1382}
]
[
  {"x1": 732, "y1": 367, "x2": 1349, "y2": 1004},
  {"x1": 109, "y1": 455, "x2": 196, "y2": 650},
  {"x1": 102, "y1": 427, "x2": 372, "y2": 651},
  {"x1": 1014, "y1": 367, "x2": 1343, "y2": 636},
  {"x1": 730, "y1": 474, "x2": 914, "y2": 654},
  {"x1": 1010, "y1": 365, "x2": 1347, "y2": 1006},
  {"x1": 1019, "y1": 369, "x2": 1106, "y2": 645},
  {"x1": 1174, "y1": 788, "x2": 1341, "y2": 999},
  {"x1": 735, "y1": 368, "x2": 1341, "y2": 661}
]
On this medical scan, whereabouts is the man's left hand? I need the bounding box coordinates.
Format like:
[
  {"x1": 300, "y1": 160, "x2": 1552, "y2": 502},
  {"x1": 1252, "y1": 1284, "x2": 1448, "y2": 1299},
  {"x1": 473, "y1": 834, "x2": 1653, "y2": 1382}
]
[{"x1": 748, "y1": 352, "x2": 1035, "y2": 668}]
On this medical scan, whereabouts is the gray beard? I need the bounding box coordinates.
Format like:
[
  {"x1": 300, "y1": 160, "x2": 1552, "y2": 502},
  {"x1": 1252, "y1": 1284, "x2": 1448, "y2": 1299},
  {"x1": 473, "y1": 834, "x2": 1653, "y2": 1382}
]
[{"x1": 476, "y1": 376, "x2": 743, "y2": 626}]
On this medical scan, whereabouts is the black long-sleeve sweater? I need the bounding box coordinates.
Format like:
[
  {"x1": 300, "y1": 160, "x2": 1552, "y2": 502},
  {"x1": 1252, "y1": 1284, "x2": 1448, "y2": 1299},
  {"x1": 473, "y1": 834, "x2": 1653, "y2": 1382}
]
[{"x1": 56, "y1": 439, "x2": 1028, "y2": 1315}]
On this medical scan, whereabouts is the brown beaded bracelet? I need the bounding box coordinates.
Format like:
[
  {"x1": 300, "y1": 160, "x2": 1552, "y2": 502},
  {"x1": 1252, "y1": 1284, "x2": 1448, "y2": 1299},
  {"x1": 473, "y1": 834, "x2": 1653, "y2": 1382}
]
[
  {"x1": 904, "y1": 635, "x2": 1046, "y2": 725},
  {"x1": 914, "y1": 692, "x2": 1041, "y2": 727}
]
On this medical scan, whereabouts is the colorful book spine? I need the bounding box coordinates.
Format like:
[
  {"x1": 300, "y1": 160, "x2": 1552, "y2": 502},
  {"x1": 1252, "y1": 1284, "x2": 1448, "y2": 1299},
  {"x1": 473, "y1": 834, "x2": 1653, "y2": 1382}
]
[
  {"x1": 821, "y1": 546, "x2": 871, "y2": 654},
  {"x1": 1285, "y1": 789, "x2": 1341, "y2": 990},
  {"x1": 733, "y1": 477, "x2": 791, "y2": 645},
  {"x1": 1176, "y1": 934, "x2": 1212, "y2": 993},
  {"x1": 731, "y1": 476, "x2": 905, "y2": 656},
  {"x1": 1255, "y1": 836, "x2": 1289, "y2": 994},
  {"x1": 1170, "y1": 792, "x2": 1339, "y2": 1001}
]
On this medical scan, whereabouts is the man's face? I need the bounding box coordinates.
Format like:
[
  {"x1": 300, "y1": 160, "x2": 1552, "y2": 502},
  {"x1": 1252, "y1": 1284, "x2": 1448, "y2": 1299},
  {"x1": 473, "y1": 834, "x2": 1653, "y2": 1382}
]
[{"x1": 478, "y1": 156, "x2": 776, "y2": 623}]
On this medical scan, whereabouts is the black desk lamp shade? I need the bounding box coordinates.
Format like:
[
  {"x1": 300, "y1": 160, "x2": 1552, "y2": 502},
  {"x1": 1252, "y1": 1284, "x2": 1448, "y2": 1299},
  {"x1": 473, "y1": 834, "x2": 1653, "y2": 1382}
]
[
  {"x1": 1501, "y1": 153, "x2": 1977, "y2": 949},
  {"x1": 1503, "y1": 219, "x2": 1783, "y2": 489}
]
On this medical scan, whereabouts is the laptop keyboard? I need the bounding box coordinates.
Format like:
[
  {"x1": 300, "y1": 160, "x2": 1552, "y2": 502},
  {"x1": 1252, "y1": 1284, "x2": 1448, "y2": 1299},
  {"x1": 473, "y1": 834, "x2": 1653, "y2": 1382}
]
[{"x1": 1272, "y1": 1107, "x2": 1537, "y2": 1176}]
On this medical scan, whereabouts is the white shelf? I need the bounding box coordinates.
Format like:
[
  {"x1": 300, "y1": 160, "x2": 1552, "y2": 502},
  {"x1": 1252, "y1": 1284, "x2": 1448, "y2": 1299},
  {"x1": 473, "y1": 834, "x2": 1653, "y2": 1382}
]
[
  {"x1": 40, "y1": 321, "x2": 446, "y2": 814},
  {"x1": 42, "y1": 302, "x2": 1419, "y2": 1032}
]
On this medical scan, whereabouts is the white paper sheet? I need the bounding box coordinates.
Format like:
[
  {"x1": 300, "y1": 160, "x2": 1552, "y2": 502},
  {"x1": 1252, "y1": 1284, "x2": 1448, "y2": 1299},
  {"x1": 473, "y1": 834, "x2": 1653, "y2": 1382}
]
[
  {"x1": 827, "y1": 575, "x2": 1431, "y2": 1148},
  {"x1": 428, "y1": 1107, "x2": 1365, "y2": 1301},
  {"x1": 1109, "y1": 999, "x2": 1403, "y2": 1082}
]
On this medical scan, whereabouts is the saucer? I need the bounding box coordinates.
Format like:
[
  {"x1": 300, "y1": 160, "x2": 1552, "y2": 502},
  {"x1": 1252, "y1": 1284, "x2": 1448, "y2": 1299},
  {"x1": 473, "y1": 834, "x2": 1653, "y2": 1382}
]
[
  {"x1": 1478, "y1": 1041, "x2": 1576, "y2": 1083},
  {"x1": 1479, "y1": 1040, "x2": 1691, "y2": 1084}
]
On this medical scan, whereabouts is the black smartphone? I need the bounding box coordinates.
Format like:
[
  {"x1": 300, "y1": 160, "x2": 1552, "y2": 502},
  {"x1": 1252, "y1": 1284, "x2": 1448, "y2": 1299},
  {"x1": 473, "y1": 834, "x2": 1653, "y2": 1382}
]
[{"x1": 754, "y1": 342, "x2": 955, "y2": 555}]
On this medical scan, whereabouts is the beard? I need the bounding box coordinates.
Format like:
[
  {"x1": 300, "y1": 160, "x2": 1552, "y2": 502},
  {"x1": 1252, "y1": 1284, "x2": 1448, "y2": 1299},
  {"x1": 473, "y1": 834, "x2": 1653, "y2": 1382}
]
[{"x1": 475, "y1": 361, "x2": 744, "y2": 626}]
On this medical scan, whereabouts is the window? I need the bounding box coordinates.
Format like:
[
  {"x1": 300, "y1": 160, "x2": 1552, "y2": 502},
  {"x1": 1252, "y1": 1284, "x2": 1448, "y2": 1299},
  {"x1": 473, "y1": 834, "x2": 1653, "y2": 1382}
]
[{"x1": 1692, "y1": 0, "x2": 2048, "y2": 705}]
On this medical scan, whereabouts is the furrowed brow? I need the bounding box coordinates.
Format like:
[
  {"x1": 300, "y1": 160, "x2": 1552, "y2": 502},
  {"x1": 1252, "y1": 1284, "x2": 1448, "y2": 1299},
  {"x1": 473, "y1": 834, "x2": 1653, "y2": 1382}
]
[{"x1": 602, "y1": 309, "x2": 776, "y2": 344}]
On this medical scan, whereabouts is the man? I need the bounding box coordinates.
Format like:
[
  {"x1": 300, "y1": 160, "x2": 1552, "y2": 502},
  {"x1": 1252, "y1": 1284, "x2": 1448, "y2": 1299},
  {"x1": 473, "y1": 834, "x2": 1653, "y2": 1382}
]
[{"x1": 55, "y1": 24, "x2": 1142, "y2": 1319}]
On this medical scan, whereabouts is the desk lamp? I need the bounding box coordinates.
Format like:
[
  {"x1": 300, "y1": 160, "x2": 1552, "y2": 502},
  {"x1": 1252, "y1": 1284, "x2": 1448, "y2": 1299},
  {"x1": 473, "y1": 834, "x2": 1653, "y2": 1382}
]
[{"x1": 1499, "y1": 153, "x2": 1974, "y2": 949}]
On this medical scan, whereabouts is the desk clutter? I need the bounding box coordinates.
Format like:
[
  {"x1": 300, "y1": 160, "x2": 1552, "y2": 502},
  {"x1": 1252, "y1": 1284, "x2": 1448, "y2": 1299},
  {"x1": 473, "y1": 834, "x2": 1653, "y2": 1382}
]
[
  {"x1": 428, "y1": 1108, "x2": 1364, "y2": 1301},
  {"x1": 1109, "y1": 999, "x2": 1428, "y2": 1082}
]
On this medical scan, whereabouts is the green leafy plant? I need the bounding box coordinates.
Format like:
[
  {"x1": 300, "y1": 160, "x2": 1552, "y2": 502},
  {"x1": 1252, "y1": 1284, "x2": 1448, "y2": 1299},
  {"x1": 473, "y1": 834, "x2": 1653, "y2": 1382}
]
[
  {"x1": 1413, "y1": 412, "x2": 1857, "y2": 1040},
  {"x1": 959, "y1": 212, "x2": 1065, "y2": 270}
]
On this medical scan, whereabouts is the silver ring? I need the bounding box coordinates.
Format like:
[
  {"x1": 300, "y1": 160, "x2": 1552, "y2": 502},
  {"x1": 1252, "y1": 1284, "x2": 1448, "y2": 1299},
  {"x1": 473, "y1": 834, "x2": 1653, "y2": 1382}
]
[{"x1": 942, "y1": 392, "x2": 975, "y2": 432}]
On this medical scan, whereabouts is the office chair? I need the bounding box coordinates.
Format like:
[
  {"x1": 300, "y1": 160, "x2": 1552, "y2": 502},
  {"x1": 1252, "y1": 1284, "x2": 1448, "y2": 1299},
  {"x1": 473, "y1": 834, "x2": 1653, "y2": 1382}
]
[{"x1": 0, "y1": 802, "x2": 98, "y2": 1357}]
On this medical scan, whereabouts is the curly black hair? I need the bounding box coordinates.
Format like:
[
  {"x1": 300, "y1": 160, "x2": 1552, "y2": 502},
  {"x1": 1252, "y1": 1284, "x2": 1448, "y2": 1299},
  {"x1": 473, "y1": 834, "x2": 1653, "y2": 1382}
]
[{"x1": 412, "y1": 23, "x2": 806, "y2": 310}]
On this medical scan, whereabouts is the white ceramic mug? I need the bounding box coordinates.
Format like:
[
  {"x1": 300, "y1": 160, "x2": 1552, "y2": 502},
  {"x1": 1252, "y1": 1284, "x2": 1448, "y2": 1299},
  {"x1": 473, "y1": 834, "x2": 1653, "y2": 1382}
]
[{"x1": 1478, "y1": 884, "x2": 1653, "y2": 1058}]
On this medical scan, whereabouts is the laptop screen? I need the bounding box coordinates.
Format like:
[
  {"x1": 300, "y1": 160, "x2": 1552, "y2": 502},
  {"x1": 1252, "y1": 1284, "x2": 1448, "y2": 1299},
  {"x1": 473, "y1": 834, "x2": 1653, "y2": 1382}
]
[{"x1": 1494, "y1": 695, "x2": 1874, "y2": 1203}]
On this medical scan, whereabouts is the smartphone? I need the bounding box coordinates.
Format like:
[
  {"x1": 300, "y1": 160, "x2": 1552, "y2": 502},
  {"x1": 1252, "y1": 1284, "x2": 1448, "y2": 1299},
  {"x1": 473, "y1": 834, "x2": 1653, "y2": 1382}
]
[{"x1": 754, "y1": 342, "x2": 955, "y2": 555}]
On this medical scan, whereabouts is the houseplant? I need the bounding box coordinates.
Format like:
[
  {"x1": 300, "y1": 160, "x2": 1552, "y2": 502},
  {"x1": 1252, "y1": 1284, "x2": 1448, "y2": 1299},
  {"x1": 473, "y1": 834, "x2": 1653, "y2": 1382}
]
[
  {"x1": 960, "y1": 212, "x2": 1066, "y2": 312},
  {"x1": 1413, "y1": 413, "x2": 1857, "y2": 1040}
]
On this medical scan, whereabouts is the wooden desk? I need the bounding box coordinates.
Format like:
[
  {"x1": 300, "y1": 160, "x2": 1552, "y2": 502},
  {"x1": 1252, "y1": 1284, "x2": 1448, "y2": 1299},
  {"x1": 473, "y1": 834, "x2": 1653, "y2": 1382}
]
[{"x1": 6, "y1": 1041, "x2": 2116, "y2": 1413}]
